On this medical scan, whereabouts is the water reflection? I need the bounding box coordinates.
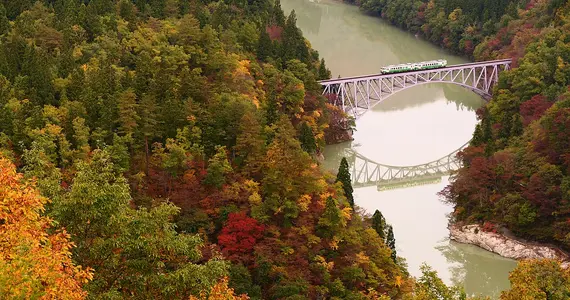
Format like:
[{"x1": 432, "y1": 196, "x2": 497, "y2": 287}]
[
  {"x1": 437, "y1": 241, "x2": 516, "y2": 299},
  {"x1": 322, "y1": 140, "x2": 466, "y2": 190}
]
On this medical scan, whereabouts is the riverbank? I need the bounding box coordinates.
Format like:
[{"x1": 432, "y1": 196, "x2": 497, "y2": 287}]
[{"x1": 449, "y1": 224, "x2": 570, "y2": 267}]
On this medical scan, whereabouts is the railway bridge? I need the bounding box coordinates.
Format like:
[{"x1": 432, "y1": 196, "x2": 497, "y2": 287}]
[{"x1": 319, "y1": 59, "x2": 511, "y2": 119}]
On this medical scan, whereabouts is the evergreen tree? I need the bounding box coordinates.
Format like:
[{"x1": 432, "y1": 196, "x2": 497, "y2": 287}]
[
  {"x1": 137, "y1": 94, "x2": 160, "y2": 174},
  {"x1": 282, "y1": 11, "x2": 309, "y2": 64},
  {"x1": 336, "y1": 157, "x2": 354, "y2": 207},
  {"x1": 299, "y1": 122, "x2": 316, "y2": 154},
  {"x1": 204, "y1": 146, "x2": 233, "y2": 189},
  {"x1": 510, "y1": 113, "x2": 523, "y2": 137},
  {"x1": 318, "y1": 196, "x2": 343, "y2": 238},
  {"x1": 265, "y1": 93, "x2": 279, "y2": 126},
  {"x1": 272, "y1": 0, "x2": 286, "y2": 26},
  {"x1": 371, "y1": 209, "x2": 386, "y2": 240},
  {"x1": 317, "y1": 58, "x2": 331, "y2": 80},
  {"x1": 0, "y1": 3, "x2": 9, "y2": 35},
  {"x1": 386, "y1": 225, "x2": 397, "y2": 263},
  {"x1": 257, "y1": 29, "x2": 272, "y2": 62},
  {"x1": 471, "y1": 123, "x2": 484, "y2": 146},
  {"x1": 117, "y1": 88, "x2": 139, "y2": 138}
]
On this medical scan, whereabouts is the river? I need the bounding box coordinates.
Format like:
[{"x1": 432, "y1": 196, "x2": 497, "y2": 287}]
[{"x1": 280, "y1": 0, "x2": 518, "y2": 298}]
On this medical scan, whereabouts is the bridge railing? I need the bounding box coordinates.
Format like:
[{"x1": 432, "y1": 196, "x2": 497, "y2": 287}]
[{"x1": 320, "y1": 59, "x2": 512, "y2": 119}]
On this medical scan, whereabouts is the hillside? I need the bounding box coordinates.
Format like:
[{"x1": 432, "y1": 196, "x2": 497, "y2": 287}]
[
  {"x1": 0, "y1": 0, "x2": 413, "y2": 298},
  {"x1": 3, "y1": 0, "x2": 570, "y2": 299}
]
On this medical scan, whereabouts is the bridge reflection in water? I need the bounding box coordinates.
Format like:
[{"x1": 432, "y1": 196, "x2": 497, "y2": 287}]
[{"x1": 341, "y1": 142, "x2": 469, "y2": 191}]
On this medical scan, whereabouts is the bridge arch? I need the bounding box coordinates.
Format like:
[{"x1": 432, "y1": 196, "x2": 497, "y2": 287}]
[{"x1": 319, "y1": 59, "x2": 511, "y2": 119}]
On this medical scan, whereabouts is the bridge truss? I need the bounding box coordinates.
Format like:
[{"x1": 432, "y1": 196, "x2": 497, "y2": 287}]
[
  {"x1": 320, "y1": 59, "x2": 511, "y2": 119},
  {"x1": 343, "y1": 141, "x2": 469, "y2": 190}
]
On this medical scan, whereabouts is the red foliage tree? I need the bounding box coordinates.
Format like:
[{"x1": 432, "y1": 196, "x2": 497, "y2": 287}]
[
  {"x1": 218, "y1": 212, "x2": 265, "y2": 262},
  {"x1": 520, "y1": 95, "x2": 552, "y2": 126}
]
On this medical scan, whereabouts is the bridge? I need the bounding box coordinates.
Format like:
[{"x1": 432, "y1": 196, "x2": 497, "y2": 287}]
[
  {"x1": 319, "y1": 59, "x2": 511, "y2": 119},
  {"x1": 343, "y1": 141, "x2": 469, "y2": 190}
]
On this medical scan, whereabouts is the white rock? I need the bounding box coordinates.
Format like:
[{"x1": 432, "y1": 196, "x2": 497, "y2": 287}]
[{"x1": 449, "y1": 224, "x2": 569, "y2": 265}]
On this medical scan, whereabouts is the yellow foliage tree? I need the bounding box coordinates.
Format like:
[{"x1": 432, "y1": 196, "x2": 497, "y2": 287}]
[
  {"x1": 501, "y1": 259, "x2": 570, "y2": 300},
  {"x1": 189, "y1": 277, "x2": 249, "y2": 300},
  {"x1": 0, "y1": 156, "x2": 92, "y2": 299}
]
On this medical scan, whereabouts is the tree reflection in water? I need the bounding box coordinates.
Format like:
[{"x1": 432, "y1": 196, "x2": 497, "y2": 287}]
[{"x1": 436, "y1": 241, "x2": 517, "y2": 299}]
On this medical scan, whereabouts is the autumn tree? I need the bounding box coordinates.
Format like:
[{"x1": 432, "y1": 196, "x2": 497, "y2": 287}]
[
  {"x1": 501, "y1": 259, "x2": 570, "y2": 300},
  {"x1": 336, "y1": 157, "x2": 354, "y2": 207},
  {"x1": 0, "y1": 156, "x2": 91, "y2": 299},
  {"x1": 234, "y1": 112, "x2": 265, "y2": 178},
  {"x1": 190, "y1": 277, "x2": 249, "y2": 300},
  {"x1": 51, "y1": 150, "x2": 228, "y2": 298},
  {"x1": 261, "y1": 116, "x2": 321, "y2": 224},
  {"x1": 412, "y1": 264, "x2": 466, "y2": 300},
  {"x1": 218, "y1": 212, "x2": 265, "y2": 262}
]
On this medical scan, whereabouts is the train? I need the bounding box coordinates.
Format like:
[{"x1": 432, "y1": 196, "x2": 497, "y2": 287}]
[{"x1": 380, "y1": 59, "x2": 447, "y2": 75}]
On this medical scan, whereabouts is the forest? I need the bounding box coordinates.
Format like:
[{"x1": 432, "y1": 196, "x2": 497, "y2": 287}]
[
  {"x1": 0, "y1": 0, "x2": 411, "y2": 298},
  {"x1": 1, "y1": 0, "x2": 570, "y2": 299}
]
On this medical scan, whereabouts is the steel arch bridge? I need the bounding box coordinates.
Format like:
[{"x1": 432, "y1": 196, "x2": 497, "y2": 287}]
[
  {"x1": 319, "y1": 59, "x2": 512, "y2": 119},
  {"x1": 342, "y1": 141, "x2": 469, "y2": 190}
]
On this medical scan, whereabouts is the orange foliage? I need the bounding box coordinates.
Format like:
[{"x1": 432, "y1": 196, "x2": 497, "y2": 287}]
[
  {"x1": 189, "y1": 277, "x2": 249, "y2": 300},
  {"x1": 0, "y1": 157, "x2": 92, "y2": 298}
]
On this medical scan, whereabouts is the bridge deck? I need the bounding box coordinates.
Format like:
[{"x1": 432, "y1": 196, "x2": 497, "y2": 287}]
[{"x1": 318, "y1": 59, "x2": 512, "y2": 85}]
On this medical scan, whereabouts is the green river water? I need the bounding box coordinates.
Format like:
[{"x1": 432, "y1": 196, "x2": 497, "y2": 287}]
[{"x1": 279, "y1": 0, "x2": 518, "y2": 298}]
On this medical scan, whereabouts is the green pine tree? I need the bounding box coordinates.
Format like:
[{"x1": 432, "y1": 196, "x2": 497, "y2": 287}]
[
  {"x1": 204, "y1": 146, "x2": 233, "y2": 189},
  {"x1": 0, "y1": 3, "x2": 10, "y2": 35},
  {"x1": 265, "y1": 93, "x2": 279, "y2": 126},
  {"x1": 257, "y1": 29, "x2": 273, "y2": 62},
  {"x1": 471, "y1": 123, "x2": 484, "y2": 146},
  {"x1": 299, "y1": 122, "x2": 317, "y2": 154},
  {"x1": 317, "y1": 58, "x2": 331, "y2": 80},
  {"x1": 371, "y1": 209, "x2": 386, "y2": 240},
  {"x1": 272, "y1": 0, "x2": 286, "y2": 26},
  {"x1": 386, "y1": 225, "x2": 397, "y2": 263},
  {"x1": 510, "y1": 113, "x2": 523, "y2": 137},
  {"x1": 318, "y1": 196, "x2": 343, "y2": 238},
  {"x1": 336, "y1": 157, "x2": 354, "y2": 207}
]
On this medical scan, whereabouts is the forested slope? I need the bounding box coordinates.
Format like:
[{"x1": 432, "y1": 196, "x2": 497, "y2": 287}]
[
  {"x1": 349, "y1": 0, "x2": 568, "y2": 60},
  {"x1": 440, "y1": 0, "x2": 570, "y2": 250},
  {"x1": 0, "y1": 0, "x2": 413, "y2": 298}
]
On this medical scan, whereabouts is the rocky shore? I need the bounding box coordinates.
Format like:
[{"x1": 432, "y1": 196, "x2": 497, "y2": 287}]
[{"x1": 449, "y1": 224, "x2": 569, "y2": 267}]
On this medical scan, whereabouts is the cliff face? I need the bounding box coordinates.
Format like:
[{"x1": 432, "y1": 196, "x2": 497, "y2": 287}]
[{"x1": 449, "y1": 224, "x2": 569, "y2": 267}]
